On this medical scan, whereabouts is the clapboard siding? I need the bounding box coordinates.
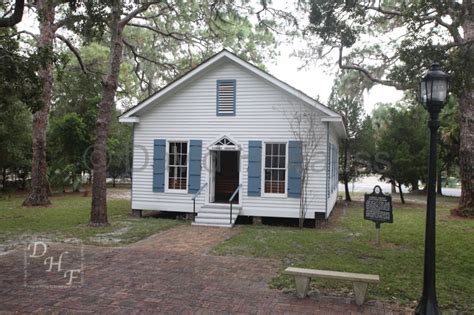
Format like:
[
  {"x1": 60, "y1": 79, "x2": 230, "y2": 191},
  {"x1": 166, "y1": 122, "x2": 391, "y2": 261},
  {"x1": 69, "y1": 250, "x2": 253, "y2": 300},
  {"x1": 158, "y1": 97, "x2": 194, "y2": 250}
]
[{"x1": 131, "y1": 61, "x2": 331, "y2": 218}]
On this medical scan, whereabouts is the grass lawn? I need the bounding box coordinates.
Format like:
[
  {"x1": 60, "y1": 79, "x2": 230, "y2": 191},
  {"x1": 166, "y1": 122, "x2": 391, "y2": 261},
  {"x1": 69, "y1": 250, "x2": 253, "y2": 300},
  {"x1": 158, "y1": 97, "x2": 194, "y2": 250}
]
[
  {"x1": 213, "y1": 195, "x2": 474, "y2": 312},
  {"x1": 0, "y1": 191, "x2": 181, "y2": 248}
]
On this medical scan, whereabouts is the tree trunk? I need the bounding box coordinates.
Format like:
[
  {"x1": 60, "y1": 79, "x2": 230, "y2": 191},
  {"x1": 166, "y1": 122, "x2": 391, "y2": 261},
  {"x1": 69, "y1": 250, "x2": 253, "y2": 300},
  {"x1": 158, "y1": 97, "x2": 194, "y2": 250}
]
[
  {"x1": 112, "y1": 177, "x2": 116, "y2": 188},
  {"x1": 398, "y1": 182, "x2": 405, "y2": 204},
  {"x1": 343, "y1": 179, "x2": 351, "y2": 201},
  {"x1": 90, "y1": 1, "x2": 123, "y2": 226},
  {"x1": 458, "y1": 16, "x2": 474, "y2": 210},
  {"x1": 342, "y1": 140, "x2": 351, "y2": 202},
  {"x1": 391, "y1": 182, "x2": 396, "y2": 193},
  {"x1": 458, "y1": 91, "x2": 473, "y2": 208},
  {"x1": 411, "y1": 181, "x2": 419, "y2": 192},
  {"x1": 23, "y1": 0, "x2": 54, "y2": 207}
]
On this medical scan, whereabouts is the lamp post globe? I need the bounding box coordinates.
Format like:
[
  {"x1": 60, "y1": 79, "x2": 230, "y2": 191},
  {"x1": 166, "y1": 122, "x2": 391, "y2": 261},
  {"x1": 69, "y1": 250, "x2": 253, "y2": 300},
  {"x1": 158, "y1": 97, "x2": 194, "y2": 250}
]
[
  {"x1": 420, "y1": 63, "x2": 451, "y2": 114},
  {"x1": 416, "y1": 63, "x2": 450, "y2": 315}
]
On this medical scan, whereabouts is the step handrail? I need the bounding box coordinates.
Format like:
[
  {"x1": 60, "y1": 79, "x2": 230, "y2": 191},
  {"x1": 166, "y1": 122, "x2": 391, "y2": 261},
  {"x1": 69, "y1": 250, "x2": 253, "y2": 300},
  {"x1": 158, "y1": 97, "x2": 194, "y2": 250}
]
[
  {"x1": 229, "y1": 184, "x2": 242, "y2": 225},
  {"x1": 191, "y1": 183, "x2": 208, "y2": 222}
]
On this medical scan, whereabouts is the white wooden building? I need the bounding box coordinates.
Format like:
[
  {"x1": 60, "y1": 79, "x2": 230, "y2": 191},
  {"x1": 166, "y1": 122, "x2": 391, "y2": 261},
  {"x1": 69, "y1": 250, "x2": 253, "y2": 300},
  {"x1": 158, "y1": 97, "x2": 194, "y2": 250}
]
[{"x1": 119, "y1": 50, "x2": 346, "y2": 227}]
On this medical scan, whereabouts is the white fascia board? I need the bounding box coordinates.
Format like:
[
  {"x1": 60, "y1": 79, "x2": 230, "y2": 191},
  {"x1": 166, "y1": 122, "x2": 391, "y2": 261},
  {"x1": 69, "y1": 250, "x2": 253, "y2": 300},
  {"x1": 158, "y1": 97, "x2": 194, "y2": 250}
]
[
  {"x1": 119, "y1": 116, "x2": 140, "y2": 123},
  {"x1": 321, "y1": 117, "x2": 343, "y2": 122}
]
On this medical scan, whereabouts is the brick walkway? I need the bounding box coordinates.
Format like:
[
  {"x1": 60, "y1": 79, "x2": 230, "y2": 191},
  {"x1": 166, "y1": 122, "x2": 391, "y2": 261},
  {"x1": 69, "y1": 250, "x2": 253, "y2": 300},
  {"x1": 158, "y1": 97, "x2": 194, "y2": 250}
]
[{"x1": 0, "y1": 225, "x2": 411, "y2": 314}]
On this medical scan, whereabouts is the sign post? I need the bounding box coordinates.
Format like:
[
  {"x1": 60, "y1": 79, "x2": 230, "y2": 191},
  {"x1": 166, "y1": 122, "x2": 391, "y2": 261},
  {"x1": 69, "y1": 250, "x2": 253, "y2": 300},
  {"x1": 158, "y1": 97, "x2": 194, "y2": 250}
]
[
  {"x1": 364, "y1": 185, "x2": 393, "y2": 246},
  {"x1": 375, "y1": 222, "x2": 381, "y2": 246}
]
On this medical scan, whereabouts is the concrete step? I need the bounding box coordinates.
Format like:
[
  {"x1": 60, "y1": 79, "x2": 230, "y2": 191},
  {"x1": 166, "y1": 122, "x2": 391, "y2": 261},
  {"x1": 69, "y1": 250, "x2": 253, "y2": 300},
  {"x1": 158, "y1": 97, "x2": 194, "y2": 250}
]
[
  {"x1": 194, "y1": 203, "x2": 241, "y2": 227},
  {"x1": 197, "y1": 212, "x2": 239, "y2": 219},
  {"x1": 191, "y1": 222, "x2": 233, "y2": 228},
  {"x1": 194, "y1": 217, "x2": 236, "y2": 226},
  {"x1": 198, "y1": 208, "x2": 240, "y2": 215},
  {"x1": 200, "y1": 203, "x2": 242, "y2": 211}
]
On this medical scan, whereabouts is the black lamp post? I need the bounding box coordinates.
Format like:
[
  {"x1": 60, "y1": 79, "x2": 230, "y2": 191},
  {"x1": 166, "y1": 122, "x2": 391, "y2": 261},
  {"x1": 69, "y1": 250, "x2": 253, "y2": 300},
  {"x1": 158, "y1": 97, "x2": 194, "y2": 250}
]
[{"x1": 416, "y1": 63, "x2": 450, "y2": 315}]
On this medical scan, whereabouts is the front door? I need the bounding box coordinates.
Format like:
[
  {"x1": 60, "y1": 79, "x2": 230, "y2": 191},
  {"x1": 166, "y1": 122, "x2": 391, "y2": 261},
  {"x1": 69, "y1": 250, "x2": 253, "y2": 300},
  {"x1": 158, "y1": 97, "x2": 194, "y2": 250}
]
[{"x1": 211, "y1": 150, "x2": 240, "y2": 204}]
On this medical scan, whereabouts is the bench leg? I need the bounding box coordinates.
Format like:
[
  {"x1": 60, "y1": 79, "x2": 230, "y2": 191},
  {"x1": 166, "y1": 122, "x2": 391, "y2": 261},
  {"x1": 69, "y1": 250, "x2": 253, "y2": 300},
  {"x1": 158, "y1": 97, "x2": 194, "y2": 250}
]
[
  {"x1": 294, "y1": 276, "x2": 310, "y2": 298},
  {"x1": 353, "y1": 281, "x2": 368, "y2": 306}
]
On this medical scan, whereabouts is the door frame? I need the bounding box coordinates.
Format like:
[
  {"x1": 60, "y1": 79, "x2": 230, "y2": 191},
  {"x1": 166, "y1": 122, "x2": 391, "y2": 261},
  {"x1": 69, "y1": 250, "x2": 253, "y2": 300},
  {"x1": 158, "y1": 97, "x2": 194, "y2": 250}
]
[{"x1": 208, "y1": 148, "x2": 241, "y2": 205}]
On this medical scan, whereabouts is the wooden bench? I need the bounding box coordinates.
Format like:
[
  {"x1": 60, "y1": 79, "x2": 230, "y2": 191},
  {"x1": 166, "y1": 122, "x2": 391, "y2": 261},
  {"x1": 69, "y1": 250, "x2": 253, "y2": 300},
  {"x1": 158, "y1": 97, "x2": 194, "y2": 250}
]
[{"x1": 283, "y1": 267, "x2": 380, "y2": 306}]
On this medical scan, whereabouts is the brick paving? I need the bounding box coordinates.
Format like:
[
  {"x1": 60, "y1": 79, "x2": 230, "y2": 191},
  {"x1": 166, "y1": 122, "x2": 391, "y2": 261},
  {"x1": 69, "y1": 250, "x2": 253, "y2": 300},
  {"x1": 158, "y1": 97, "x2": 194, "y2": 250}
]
[{"x1": 0, "y1": 225, "x2": 412, "y2": 314}]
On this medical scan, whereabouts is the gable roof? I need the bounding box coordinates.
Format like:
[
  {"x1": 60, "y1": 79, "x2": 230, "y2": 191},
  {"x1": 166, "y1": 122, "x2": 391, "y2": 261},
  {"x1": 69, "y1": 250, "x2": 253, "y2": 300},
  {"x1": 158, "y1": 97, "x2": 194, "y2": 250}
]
[{"x1": 119, "y1": 49, "x2": 342, "y2": 122}]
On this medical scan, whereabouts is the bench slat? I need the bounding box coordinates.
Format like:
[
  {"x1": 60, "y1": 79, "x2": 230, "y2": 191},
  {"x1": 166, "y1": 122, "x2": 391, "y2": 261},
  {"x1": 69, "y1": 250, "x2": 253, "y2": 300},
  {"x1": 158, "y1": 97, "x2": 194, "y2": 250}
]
[{"x1": 284, "y1": 267, "x2": 379, "y2": 283}]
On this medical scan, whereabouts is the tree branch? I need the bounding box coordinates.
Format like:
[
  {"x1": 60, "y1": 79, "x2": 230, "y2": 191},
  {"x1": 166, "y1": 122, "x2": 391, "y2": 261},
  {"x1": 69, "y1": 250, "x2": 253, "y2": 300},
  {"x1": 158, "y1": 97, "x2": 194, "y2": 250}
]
[
  {"x1": 364, "y1": 4, "x2": 402, "y2": 17},
  {"x1": 122, "y1": 37, "x2": 177, "y2": 70},
  {"x1": 338, "y1": 46, "x2": 404, "y2": 90},
  {"x1": 53, "y1": 14, "x2": 82, "y2": 32},
  {"x1": 0, "y1": 0, "x2": 24, "y2": 28},
  {"x1": 362, "y1": 1, "x2": 464, "y2": 44},
  {"x1": 13, "y1": 30, "x2": 39, "y2": 41},
  {"x1": 127, "y1": 22, "x2": 185, "y2": 41},
  {"x1": 119, "y1": 1, "x2": 164, "y2": 28},
  {"x1": 55, "y1": 34, "x2": 88, "y2": 74}
]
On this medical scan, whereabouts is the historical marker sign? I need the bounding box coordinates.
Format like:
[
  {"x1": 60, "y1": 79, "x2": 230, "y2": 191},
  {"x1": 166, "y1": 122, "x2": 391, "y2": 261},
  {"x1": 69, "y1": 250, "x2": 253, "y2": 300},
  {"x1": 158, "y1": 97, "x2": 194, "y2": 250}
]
[
  {"x1": 364, "y1": 185, "x2": 393, "y2": 246},
  {"x1": 364, "y1": 185, "x2": 393, "y2": 224}
]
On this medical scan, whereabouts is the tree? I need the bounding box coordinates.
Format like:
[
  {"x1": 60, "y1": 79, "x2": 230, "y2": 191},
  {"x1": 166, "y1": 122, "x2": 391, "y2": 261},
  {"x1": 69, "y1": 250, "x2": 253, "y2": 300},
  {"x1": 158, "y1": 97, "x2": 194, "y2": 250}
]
[
  {"x1": 17, "y1": 0, "x2": 107, "y2": 205},
  {"x1": 375, "y1": 102, "x2": 430, "y2": 203},
  {"x1": 50, "y1": 34, "x2": 142, "y2": 193},
  {"x1": 438, "y1": 97, "x2": 461, "y2": 195},
  {"x1": 0, "y1": 28, "x2": 36, "y2": 191},
  {"x1": 89, "y1": 0, "x2": 277, "y2": 226},
  {"x1": 306, "y1": 0, "x2": 473, "y2": 210},
  {"x1": 286, "y1": 104, "x2": 323, "y2": 227},
  {"x1": 328, "y1": 71, "x2": 366, "y2": 201},
  {"x1": 0, "y1": 101, "x2": 31, "y2": 191},
  {"x1": 107, "y1": 118, "x2": 132, "y2": 188},
  {"x1": 20, "y1": 0, "x2": 56, "y2": 206},
  {"x1": 48, "y1": 113, "x2": 90, "y2": 192},
  {"x1": 354, "y1": 116, "x2": 377, "y2": 176}
]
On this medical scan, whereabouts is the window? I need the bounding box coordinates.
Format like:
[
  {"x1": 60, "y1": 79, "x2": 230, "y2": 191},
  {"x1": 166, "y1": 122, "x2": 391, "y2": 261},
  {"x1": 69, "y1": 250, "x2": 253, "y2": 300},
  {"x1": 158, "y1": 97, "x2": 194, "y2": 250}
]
[
  {"x1": 216, "y1": 80, "x2": 236, "y2": 115},
  {"x1": 168, "y1": 142, "x2": 188, "y2": 190},
  {"x1": 264, "y1": 143, "x2": 286, "y2": 194}
]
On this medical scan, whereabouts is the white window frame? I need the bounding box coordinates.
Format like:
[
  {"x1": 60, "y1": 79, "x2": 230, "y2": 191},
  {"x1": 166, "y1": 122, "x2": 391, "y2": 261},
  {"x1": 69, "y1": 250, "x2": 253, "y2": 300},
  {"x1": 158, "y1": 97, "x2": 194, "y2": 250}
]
[
  {"x1": 165, "y1": 140, "x2": 189, "y2": 194},
  {"x1": 262, "y1": 141, "x2": 288, "y2": 198}
]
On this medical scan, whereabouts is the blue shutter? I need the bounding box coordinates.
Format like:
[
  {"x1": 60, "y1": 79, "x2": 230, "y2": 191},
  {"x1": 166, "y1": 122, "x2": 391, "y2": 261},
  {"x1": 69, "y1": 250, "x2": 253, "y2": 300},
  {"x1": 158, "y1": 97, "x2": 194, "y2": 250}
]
[
  {"x1": 288, "y1": 141, "x2": 303, "y2": 198},
  {"x1": 247, "y1": 141, "x2": 262, "y2": 196},
  {"x1": 153, "y1": 139, "x2": 166, "y2": 192},
  {"x1": 188, "y1": 140, "x2": 202, "y2": 193}
]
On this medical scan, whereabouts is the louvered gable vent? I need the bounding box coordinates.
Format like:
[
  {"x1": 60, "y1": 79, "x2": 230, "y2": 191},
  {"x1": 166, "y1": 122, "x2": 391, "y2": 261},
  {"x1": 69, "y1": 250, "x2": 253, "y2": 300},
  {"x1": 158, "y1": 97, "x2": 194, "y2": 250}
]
[{"x1": 216, "y1": 80, "x2": 236, "y2": 115}]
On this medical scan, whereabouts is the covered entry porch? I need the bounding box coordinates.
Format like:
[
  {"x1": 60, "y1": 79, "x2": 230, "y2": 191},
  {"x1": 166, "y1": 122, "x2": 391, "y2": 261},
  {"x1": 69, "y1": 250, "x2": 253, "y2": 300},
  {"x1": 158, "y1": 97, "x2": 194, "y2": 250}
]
[{"x1": 193, "y1": 136, "x2": 242, "y2": 227}]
